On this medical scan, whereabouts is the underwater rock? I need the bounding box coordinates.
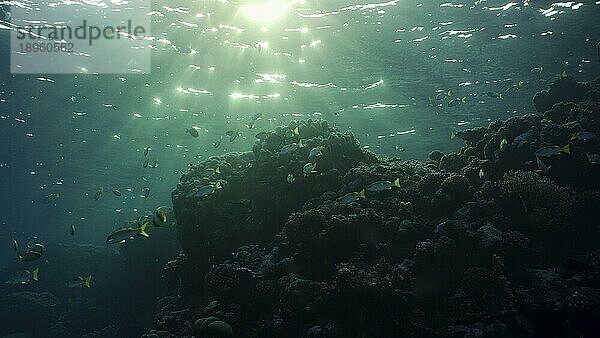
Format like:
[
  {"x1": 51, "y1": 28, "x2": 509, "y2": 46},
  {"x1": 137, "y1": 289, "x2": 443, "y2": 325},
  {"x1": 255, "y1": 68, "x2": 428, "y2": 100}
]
[
  {"x1": 428, "y1": 150, "x2": 444, "y2": 162},
  {"x1": 193, "y1": 317, "x2": 233, "y2": 338},
  {"x1": 439, "y1": 153, "x2": 466, "y2": 173},
  {"x1": 154, "y1": 79, "x2": 600, "y2": 337},
  {"x1": 533, "y1": 76, "x2": 591, "y2": 113},
  {"x1": 474, "y1": 223, "x2": 502, "y2": 250}
]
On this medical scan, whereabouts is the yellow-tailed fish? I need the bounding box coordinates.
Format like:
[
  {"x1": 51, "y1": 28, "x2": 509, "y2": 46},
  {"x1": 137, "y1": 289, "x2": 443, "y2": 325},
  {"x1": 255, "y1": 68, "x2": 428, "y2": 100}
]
[
  {"x1": 366, "y1": 178, "x2": 401, "y2": 192},
  {"x1": 106, "y1": 222, "x2": 150, "y2": 244}
]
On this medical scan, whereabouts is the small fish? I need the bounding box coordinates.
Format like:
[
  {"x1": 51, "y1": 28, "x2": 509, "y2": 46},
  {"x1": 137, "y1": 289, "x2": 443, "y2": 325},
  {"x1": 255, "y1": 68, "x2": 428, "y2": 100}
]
[
  {"x1": 70, "y1": 225, "x2": 75, "y2": 237},
  {"x1": 143, "y1": 147, "x2": 150, "y2": 157},
  {"x1": 112, "y1": 189, "x2": 122, "y2": 197},
  {"x1": 251, "y1": 112, "x2": 263, "y2": 121},
  {"x1": 303, "y1": 162, "x2": 317, "y2": 176},
  {"x1": 230, "y1": 199, "x2": 252, "y2": 209},
  {"x1": 558, "y1": 70, "x2": 568, "y2": 79},
  {"x1": 19, "y1": 250, "x2": 42, "y2": 262},
  {"x1": 447, "y1": 97, "x2": 466, "y2": 107},
  {"x1": 530, "y1": 66, "x2": 543, "y2": 73},
  {"x1": 245, "y1": 122, "x2": 256, "y2": 129},
  {"x1": 106, "y1": 222, "x2": 150, "y2": 244},
  {"x1": 143, "y1": 187, "x2": 150, "y2": 198},
  {"x1": 143, "y1": 159, "x2": 149, "y2": 168},
  {"x1": 535, "y1": 145, "x2": 570, "y2": 158},
  {"x1": 94, "y1": 187, "x2": 103, "y2": 201},
  {"x1": 435, "y1": 89, "x2": 453, "y2": 100},
  {"x1": 150, "y1": 159, "x2": 158, "y2": 168},
  {"x1": 451, "y1": 131, "x2": 457, "y2": 140},
  {"x1": 336, "y1": 190, "x2": 365, "y2": 205},
  {"x1": 292, "y1": 126, "x2": 300, "y2": 136},
  {"x1": 43, "y1": 192, "x2": 61, "y2": 204},
  {"x1": 152, "y1": 206, "x2": 169, "y2": 227},
  {"x1": 28, "y1": 243, "x2": 45, "y2": 254},
  {"x1": 67, "y1": 275, "x2": 91, "y2": 288},
  {"x1": 213, "y1": 136, "x2": 223, "y2": 148},
  {"x1": 12, "y1": 239, "x2": 18, "y2": 252},
  {"x1": 536, "y1": 156, "x2": 551, "y2": 174},
  {"x1": 486, "y1": 91, "x2": 503, "y2": 100},
  {"x1": 195, "y1": 182, "x2": 222, "y2": 199},
  {"x1": 204, "y1": 167, "x2": 221, "y2": 175},
  {"x1": 286, "y1": 173, "x2": 295, "y2": 184},
  {"x1": 587, "y1": 153, "x2": 600, "y2": 164},
  {"x1": 255, "y1": 131, "x2": 268, "y2": 140},
  {"x1": 308, "y1": 146, "x2": 323, "y2": 161},
  {"x1": 499, "y1": 138, "x2": 509, "y2": 151},
  {"x1": 186, "y1": 128, "x2": 199, "y2": 137},
  {"x1": 478, "y1": 168, "x2": 485, "y2": 179},
  {"x1": 366, "y1": 178, "x2": 401, "y2": 192},
  {"x1": 504, "y1": 81, "x2": 525, "y2": 95},
  {"x1": 571, "y1": 131, "x2": 596, "y2": 142},
  {"x1": 278, "y1": 140, "x2": 304, "y2": 155},
  {"x1": 226, "y1": 130, "x2": 241, "y2": 142},
  {"x1": 5, "y1": 268, "x2": 38, "y2": 285}
]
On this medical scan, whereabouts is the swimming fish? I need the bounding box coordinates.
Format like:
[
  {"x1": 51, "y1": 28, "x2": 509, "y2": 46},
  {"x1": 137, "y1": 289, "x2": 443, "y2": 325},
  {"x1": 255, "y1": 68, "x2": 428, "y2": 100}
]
[
  {"x1": 286, "y1": 173, "x2": 295, "y2": 184},
  {"x1": 143, "y1": 159, "x2": 149, "y2": 168},
  {"x1": 504, "y1": 81, "x2": 525, "y2": 95},
  {"x1": 43, "y1": 192, "x2": 61, "y2": 204},
  {"x1": 530, "y1": 66, "x2": 543, "y2": 73},
  {"x1": 251, "y1": 112, "x2": 263, "y2": 121},
  {"x1": 303, "y1": 162, "x2": 317, "y2": 176},
  {"x1": 535, "y1": 145, "x2": 570, "y2": 158},
  {"x1": 499, "y1": 138, "x2": 509, "y2": 151},
  {"x1": 226, "y1": 130, "x2": 241, "y2": 142},
  {"x1": 536, "y1": 157, "x2": 551, "y2": 174},
  {"x1": 447, "y1": 97, "x2": 466, "y2": 107},
  {"x1": 143, "y1": 187, "x2": 150, "y2": 198},
  {"x1": 195, "y1": 182, "x2": 222, "y2": 199},
  {"x1": 435, "y1": 89, "x2": 453, "y2": 100},
  {"x1": 94, "y1": 187, "x2": 103, "y2": 201},
  {"x1": 112, "y1": 189, "x2": 122, "y2": 197},
  {"x1": 19, "y1": 249, "x2": 42, "y2": 262},
  {"x1": 5, "y1": 268, "x2": 38, "y2": 285},
  {"x1": 571, "y1": 131, "x2": 596, "y2": 142},
  {"x1": 255, "y1": 131, "x2": 268, "y2": 140},
  {"x1": 278, "y1": 140, "x2": 304, "y2": 155},
  {"x1": 366, "y1": 178, "x2": 400, "y2": 192},
  {"x1": 308, "y1": 146, "x2": 324, "y2": 161},
  {"x1": 70, "y1": 225, "x2": 75, "y2": 237},
  {"x1": 28, "y1": 243, "x2": 44, "y2": 253},
  {"x1": 486, "y1": 91, "x2": 503, "y2": 100},
  {"x1": 213, "y1": 136, "x2": 223, "y2": 148},
  {"x1": 143, "y1": 147, "x2": 150, "y2": 157},
  {"x1": 152, "y1": 206, "x2": 169, "y2": 227},
  {"x1": 12, "y1": 239, "x2": 18, "y2": 252},
  {"x1": 67, "y1": 275, "x2": 91, "y2": 288},
  {"x1": 587, "y1": 153, "x2": 600, "y2": 164},
  {"x1": 336, "y1": 190, "x2": 365, "y2": 205},
  {"x1": 106, "y1": 222, "x2": 150, "y2": 244},
  {"x1": 186, "y1": 128, "x2": 199, "y2": 137},
  {"x1": 292, "y1": 126, "x2": 300, "y2": 136},
  {"x1": 558, "y1": 70, "x2": 568, "y2": 79}
]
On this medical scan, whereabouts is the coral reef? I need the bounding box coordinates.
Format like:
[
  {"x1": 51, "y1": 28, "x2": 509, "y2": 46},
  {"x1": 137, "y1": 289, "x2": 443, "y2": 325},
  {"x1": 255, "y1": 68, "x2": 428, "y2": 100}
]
[{"x1": 143, "y1": 77, "x2": 600, "y2": 337}]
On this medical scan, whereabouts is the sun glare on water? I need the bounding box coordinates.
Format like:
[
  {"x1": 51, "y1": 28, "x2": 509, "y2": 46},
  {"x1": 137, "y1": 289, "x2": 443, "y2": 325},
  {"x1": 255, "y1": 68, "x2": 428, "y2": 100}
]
[{"x1": 240, "y1": 0, "x2": 304, "y2": 23}]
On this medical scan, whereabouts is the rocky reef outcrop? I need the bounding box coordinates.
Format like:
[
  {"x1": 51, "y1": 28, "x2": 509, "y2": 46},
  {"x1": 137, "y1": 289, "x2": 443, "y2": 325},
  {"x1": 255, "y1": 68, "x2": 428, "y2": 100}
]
[{"x1": 147, "y1": 76, "x2": 600, "y2": 337}]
